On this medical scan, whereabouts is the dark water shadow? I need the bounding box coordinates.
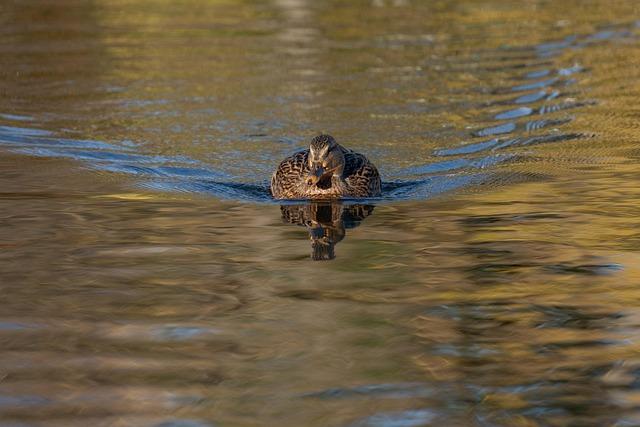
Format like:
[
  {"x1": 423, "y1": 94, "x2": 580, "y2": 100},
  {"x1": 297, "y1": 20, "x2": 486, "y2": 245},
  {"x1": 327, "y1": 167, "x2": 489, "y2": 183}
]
[{"x1": 280, "y1": 201, "x2": 374, "y2": 260}]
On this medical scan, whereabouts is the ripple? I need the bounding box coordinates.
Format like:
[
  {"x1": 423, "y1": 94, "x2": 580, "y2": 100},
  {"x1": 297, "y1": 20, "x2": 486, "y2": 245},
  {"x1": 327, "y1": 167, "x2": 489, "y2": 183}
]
[
  {"x1": 101, "y1": 164, "x2": 229, "y2": 180},
  {"x1": 142, "y1": 180, "x2": 272, "y2": 202},
  {"x1": 155, "y1": 420, "x2": 215, "y2": 427},
  {"x1": 546, "y1": 90, "x2": 561, "y2": 101},
  {"x1": 558, "y1": 64, "x2": 584, "y2": 76},
  {"x1": 434, "y1": 139, "x2": 501, "y2": 156},
  {"x1": 491, "y1": 132, "x2": 586, "y2": 150},
  {"x1": 403, "y1": 154, "x2": 514, "y2": 174},
  {"x1": 0, "y1": 113, "x2": 34, "y2": 122},
  {"x1": 0, "y1": 394, "x2": 50, "y2": 408},
  {"x1": 14, "y1": 147, "x2": 170, "y2": 165},
  {"x1": 494, "y1": 107, "x2": 533, "y2": 120},
  {"x1": 380, "y1": 174, "x2": 488, "y2": 201},
  {"x1": 0, "y1": 134, "x2": 124, "y2": 151},
  {"x1": 303, "y1": 383, "x2": 434, "y2": 399},
  {"x1": 0, "y1": 125, "x2": 51, "y2": 137},
  {"x1": 535, "y1": 35, "x2": 577, "y2": 53},
  {"x1": 581, "y1": 29, "x2": 634, "y2": 44},
  {"x1": 435, "y1": 132, "x2": 587, "y2": 157},
  {"x1": 0, "y1": 321, "x2": 38, "y2": 331},
  {"x1": 472, "y1": 122, "x2": 517, "y2": 137},
  {"x1": 514, "y1": 90, "x2": 549, "y2": 104},
  {"x1": 524, "y1": 69, "x2": 551, "y2": 79},
  {"x1": 523, "y1": 64, "x2": 583, "y2": 80},
  {"x1": 538, "y1": 100, "x2": 593, "y2": 115},
  {"x1": 152, "y1": 326, "x2": 221, "y2": 341},
  {"x1": 524, "y1": 117, "x2": 571, "y2": 131},
  {"x1": 585, "y1": 29, "x2": 619, "y2": 41},
  {"x1": 511, "y1": 77, "x2": 559, "y2": 92},
  {"x1": 97, "y1": 323, "x2": 222, "y2": 342},
  {"x1": 347, "y1": 409, "x2": 437, "y2": 427},
  {"x1": 544, "y1": 263, "x2": 623, "y2": 276}
]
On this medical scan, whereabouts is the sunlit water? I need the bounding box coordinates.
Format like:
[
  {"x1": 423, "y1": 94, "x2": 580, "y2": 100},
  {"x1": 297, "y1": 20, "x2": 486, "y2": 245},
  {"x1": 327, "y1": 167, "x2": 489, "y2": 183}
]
[{"x1": 3, "y1": 1, "x2": 640, "y2": 426}]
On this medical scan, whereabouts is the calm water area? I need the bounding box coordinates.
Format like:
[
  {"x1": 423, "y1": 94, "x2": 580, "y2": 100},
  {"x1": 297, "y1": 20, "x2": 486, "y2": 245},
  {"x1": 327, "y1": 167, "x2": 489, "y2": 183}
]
[{"x1": 3, "y1": 1, "x2": 640, "y2": 426}]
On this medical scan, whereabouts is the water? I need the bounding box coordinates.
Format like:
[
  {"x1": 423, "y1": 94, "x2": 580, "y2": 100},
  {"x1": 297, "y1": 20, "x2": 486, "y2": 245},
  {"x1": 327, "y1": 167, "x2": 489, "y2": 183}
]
[{"x1": 2, "y1": 0, "x2": 640, "y2": 426}]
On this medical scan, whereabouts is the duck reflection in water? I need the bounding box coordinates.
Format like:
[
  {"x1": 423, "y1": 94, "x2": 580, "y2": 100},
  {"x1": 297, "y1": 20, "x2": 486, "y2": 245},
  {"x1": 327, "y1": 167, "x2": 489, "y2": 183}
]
[{"x1": 280, "y1": 202, "x2": 374, "y2": 261}]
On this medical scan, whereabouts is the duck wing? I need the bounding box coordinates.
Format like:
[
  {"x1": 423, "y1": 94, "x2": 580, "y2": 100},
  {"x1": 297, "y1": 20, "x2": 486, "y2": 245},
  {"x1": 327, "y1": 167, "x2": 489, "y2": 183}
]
[
  {"x1": 270, "y1": 150, "x2": 309, "y2": 199},
  {"x1": 342, "y1": 148, "x2": 382, "y2": 197}
]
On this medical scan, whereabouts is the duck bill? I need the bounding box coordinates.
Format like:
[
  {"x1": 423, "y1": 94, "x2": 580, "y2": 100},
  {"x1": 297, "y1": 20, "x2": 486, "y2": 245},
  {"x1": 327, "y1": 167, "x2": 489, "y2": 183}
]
[
  {"x1": 305, "y1": 166, "x2": 322, "y2": 186},
  {"x1": 307, "y1": 165, "x2": 334, "y2": 186}
]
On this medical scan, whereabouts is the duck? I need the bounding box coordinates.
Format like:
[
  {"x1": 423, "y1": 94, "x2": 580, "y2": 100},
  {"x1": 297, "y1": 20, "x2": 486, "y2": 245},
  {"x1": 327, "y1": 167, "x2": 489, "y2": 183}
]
[{"x1": 270, "y1": 134, "x2": 382, "y2": 199}]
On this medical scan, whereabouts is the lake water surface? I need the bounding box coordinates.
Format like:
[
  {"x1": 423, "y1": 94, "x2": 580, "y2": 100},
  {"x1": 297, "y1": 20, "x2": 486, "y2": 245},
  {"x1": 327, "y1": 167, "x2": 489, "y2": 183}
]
[{"x1": 3, "y1": 1, "x2": 640, "y2": 426}]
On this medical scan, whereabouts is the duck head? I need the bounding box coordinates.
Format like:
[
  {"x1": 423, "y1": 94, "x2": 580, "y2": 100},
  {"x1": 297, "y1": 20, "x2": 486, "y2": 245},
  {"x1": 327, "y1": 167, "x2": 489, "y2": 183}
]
[{"x1": 306, "y1": 134, "x2": 345, "y2": 188}]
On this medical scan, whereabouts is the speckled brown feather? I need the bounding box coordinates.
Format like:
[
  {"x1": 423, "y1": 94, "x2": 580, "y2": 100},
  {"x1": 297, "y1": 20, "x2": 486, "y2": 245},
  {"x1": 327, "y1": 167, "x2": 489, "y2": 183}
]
[{"x1": 270, "y1": 144, "x2": 381, "y2": 199}]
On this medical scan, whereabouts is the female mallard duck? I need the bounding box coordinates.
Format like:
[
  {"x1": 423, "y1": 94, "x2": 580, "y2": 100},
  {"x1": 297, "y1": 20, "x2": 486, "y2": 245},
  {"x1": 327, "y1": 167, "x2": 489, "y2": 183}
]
[{"x1": 270, "y1": 134, "x2": 381, "y2": 199}]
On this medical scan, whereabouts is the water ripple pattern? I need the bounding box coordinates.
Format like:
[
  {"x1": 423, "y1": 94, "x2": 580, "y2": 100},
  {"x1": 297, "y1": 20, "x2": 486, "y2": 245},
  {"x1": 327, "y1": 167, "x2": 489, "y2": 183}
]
[{"x1": 0, "y1": 25, "x2": 637, "y2": 203}]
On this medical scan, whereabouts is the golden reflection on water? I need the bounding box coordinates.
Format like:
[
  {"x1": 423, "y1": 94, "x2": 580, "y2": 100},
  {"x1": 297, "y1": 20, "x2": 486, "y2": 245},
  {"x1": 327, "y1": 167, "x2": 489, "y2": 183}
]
[{"x1": 2, "y1": 0, "x2": 640, "y2": 426}]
